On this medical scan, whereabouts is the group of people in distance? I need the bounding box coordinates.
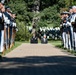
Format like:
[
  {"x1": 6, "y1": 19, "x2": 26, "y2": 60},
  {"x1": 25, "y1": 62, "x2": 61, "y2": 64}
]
[
  {"x1": 30, "y1": 5, "x2": 76, "y2": 49},
  {"x1": 60, "y1": 6, "x2": 76, "y2": 51},
  {"x1": 30, "y1": 33, "x2": 48, "y2": 44}
]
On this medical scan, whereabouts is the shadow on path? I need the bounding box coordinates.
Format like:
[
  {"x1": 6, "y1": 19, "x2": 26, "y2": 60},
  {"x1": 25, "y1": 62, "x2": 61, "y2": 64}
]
[{"x1": 0, "y1": 56, "x2": 76, "y2": 75}]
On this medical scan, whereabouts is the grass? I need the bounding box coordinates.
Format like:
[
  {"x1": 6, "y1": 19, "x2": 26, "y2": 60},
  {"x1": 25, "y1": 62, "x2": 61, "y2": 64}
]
[
  {"x1": 49, "y1": 40, "x2": 64, "y2": 49},
  {"x1": 49, "y1": 40, "x2": 76, "y2": 56},
  {"x1": 0, "y1": 41, "x2": 30, "y2": 57},
  {"x1": 1, "y1": 40, "x2": 76, "y2": 56},
  {"x1": 2, "y1": 41, "x2": 23, "y2": 56},
  {"x1": 49, "y1": 40, "x2": 62, "y2": 46}
]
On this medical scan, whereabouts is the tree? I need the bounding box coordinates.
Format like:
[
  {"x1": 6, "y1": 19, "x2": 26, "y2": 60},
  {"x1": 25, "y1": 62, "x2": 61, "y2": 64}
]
[
  {"x1": 37, "y1": 5, "x2": 60, "y2": 28},
  {"x1": 7, "y1": 0, "x2": 32, "y2": 41},
  {"x1": 6, "y1": 0, "x2": 76, "y2": 41}
]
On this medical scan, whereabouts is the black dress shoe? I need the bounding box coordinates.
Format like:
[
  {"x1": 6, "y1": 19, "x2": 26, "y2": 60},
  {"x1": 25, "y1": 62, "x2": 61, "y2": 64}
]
[{"x1": 0, "y1": 55, "x2": 3, "y2": 61}]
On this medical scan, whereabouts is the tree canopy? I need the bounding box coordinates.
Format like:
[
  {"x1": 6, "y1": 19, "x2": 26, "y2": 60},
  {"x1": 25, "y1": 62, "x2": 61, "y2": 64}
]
[{"x1": 6, "y1": 0, "x2": 76, "y2": 41}]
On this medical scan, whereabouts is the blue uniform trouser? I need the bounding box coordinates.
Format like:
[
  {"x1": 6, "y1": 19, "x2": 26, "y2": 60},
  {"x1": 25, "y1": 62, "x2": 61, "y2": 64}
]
[
  {"x1": 4, "y1": 26, "x2": 9, "y2": 49},
  {"x1": 62, "y1": 32, "x2": 67, "y2": 48},
  {"x1": 68, "y1": 33, "x2": 71, "y2": 50},
  {"x1": 0, "y1": 30, "x2": 4, "y2": 52},
  {"x1": 70, "y1": 27, "x2": 74, "y2": 50},
  {"x1": 73, "y1": 32, "x2": 76, "y2": 50},
  {"x1": 4, "y1": 26, "x2": 13, "y2": 49},
  {"x1": 9, "y1": 27, "x2": 13, "y2": 45},
  {"x1": 62, "y1": 32, "x2": 71, "y2": 49}
]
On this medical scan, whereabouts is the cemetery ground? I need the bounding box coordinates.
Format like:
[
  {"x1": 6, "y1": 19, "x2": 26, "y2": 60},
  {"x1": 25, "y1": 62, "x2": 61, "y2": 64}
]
[{"x1": 0, "y1": 40, "x2": 76, "y2": 75}]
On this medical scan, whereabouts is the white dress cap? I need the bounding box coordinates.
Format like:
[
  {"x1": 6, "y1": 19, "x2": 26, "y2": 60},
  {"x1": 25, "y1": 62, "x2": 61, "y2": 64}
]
[{"x1": 72, "y1": 6, "x2": 76, "y2": 9}]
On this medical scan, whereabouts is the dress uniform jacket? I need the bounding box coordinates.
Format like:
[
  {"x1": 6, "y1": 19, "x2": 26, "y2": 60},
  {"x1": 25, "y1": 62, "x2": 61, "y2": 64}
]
[
  {"x1": 41, "y1": 37, "x2": 48, "y2": 44},
  {"x1": 30, "y1": 36, "x2": 38, "y2": 43},
  {"x1": 71, "y1": 13, "x2": 76, "y2": 32},
  {"x1": 0, "y1": 12, "x2": 4, "y2": 30}
]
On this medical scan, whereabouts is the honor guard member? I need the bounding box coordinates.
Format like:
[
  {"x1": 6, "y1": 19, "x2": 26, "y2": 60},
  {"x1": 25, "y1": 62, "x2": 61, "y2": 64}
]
[
  {"x1": 70, "y1": 6, "x2": 76, "y2": 50},
  {"x1": 60, "y1": 11, "x2": 66, "y2": 46},
  {"x1": 0, "y1": 3, "x2": 5, "y2": 53},
  {"x1": 68, "y1": 6, "x2": 74, "y2": 50},
  {"x1": 60, "y1": 11, "x2": 71, "y2": 49},
  {"x1": 10, "y1": 13, "x2": 17, "y2": 48},
  {"x1": 3, "y1": 6, "x2": 11, "y2": 49}
]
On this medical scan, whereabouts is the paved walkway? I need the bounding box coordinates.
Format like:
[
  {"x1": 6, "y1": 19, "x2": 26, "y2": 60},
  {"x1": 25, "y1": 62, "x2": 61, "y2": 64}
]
[{"x1": 0, "y1": 44, "x2": 76, "y2": 75}]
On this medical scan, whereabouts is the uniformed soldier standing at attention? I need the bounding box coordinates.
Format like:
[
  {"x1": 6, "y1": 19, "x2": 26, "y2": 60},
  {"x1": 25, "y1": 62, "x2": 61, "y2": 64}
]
[
  {"x1": 68, "y1": 7, "x2": 74, "y2": 50},
  {"x1": 0, "y1": 3, "x2": 5, "y2": 54},
  {"x1": 3, "y1": 7, "x2": 11, "y2": 49},
  {"x1": 70, "y1": 6, "x2": 76, "y2": 50},
  {"x1": 10, "y1": 13, "x2": 17, "y2": 48},
  {"x1": 60, "y1": 11, "x2": 71, "y2": 49}
]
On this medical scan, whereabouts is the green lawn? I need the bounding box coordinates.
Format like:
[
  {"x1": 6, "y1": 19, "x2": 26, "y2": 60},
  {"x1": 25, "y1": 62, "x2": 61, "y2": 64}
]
[
  {"x1": 0, "y1": 41, "x2": 30, "y2": 56},
  {"x1": 2, "y1": 40, "x2": 76, "y2": 56},
  {"x1": 49, "y1": 40, "x2": 76, "y2": 56},
  {"x1": 3, "y1": 41, "x2": 23, "y2": 55},
  {"x1": 49, "y1": 40, "x2": 62, "y2": 46}
]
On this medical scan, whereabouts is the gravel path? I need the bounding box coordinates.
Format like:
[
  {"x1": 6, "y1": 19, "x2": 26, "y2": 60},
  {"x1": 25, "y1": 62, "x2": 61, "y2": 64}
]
[{"x1": 0, "y1": 44, "x2": 76, "y2": 75}]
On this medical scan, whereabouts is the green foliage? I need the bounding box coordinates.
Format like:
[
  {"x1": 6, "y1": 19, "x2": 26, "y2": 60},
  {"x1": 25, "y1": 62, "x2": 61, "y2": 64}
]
[
  {"x1": 6, "y1": 0, "x2": 76, "y2": 41},
  {"x1": 2, "y1": 41, "x2": 22, "y2": 55},
  {"x1": 38, "y1": 5, "x2": 60, "y2": 27},
  {"x1": 7, "y1": 0, "x2": 33, "y2": 41},
  {"x1": 15, "y1": 20, "x2": 31, "y2": 41}
]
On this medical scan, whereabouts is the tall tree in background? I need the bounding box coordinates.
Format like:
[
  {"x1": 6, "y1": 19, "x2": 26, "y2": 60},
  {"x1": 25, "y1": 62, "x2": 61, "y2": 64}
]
[
  {"x1": 7, "y1": 0, "x2": 32, "y2": 41},
  {"x1": 5, "y1": 0, "x2": 76, "y2": 41},
  {"x1": 65, "y1": 0, "x2": 75, "y2": 7}
]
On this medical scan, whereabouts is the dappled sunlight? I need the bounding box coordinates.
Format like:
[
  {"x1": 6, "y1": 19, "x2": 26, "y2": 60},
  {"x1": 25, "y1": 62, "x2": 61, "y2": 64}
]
[{"x1": 0, "y1": 56, "x2": 76, "y2": 75}]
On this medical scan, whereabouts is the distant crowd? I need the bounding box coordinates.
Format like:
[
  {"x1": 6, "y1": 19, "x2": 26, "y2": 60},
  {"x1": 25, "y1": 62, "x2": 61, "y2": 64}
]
[{"x1": 30, "y1": 27, "x2": 61, "y2": 44}]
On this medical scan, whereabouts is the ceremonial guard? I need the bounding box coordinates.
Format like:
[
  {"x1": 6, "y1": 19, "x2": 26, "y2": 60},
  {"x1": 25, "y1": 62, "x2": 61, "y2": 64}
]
[
  {"x1": 10, "y1": 13, "x2": 17, "y2": 48},
  {"x1": 70, "y1": 6, "x2": 76, "y2": 50},
  {"x1": 3, "y1": 7, "x2": 11, "y2": 49},
  {"x1": 60, "y1": 11, "x2": 71, "y2": 50},
  {"x1": 68, "y1": 7, "x2": 74, "y2": 50},
  {"x1": 0, "y1": 0, "x2": 17, "y2": 60},
  {"x1": 0, "y1": 3, "x2": 5, "y2": 53}
]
